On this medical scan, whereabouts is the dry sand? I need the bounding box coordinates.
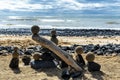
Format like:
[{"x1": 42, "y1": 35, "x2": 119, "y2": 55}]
[{"x1": 0, "y1": 35, "x2": 120, "y2": 80}]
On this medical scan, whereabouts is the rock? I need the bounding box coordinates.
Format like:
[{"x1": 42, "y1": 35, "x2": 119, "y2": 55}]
[
  {"x1": 50, "y1": 35, "x2": 58, "y2": 45},
  {"x1": 51, "y1": 29, "x2": 56, "y2": 35},
  {"x1": 0, "y1": 50, "x2": 8, "y2": 55},
  {"x1": 31, "y1": 25, "x2": 40, "y2": 34},
  {"x1": 9, "y1": 58, "x2": 19, "y2": 69},
  {"x1": 2, "y1": 53, "x2": 8, "y2": 56},
  {"x1": 33, "y1": 53, "x2": 41, "y2": 60},
  {"x1": 114, "y1": 48, "x2": 120, "y2": 53},
  {"x1": 22, "y1": 55, "x2": 31, "y2": 65},
  {"x1": 24, "y1": 50, "x2": 33, "y2": 55},
  {"x1": 75, "y1": 46, "x2": 83, "y2": 54},
  {"x1": 86, "y1": 52, "x2": 95, "y2": 62},
  {"x1": 94, "y1": 44, "x2": 100, "y2": 50}
]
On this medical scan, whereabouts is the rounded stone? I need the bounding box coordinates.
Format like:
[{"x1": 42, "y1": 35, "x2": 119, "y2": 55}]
[
  {"x1": 75, "y1": 46, "x2": 83, "y2": 54},
  {"x1": 14, "y1": 47, "x2": 18, "y2": 51},
  {"x1": 51, "y1": 38, "x2": 58, "y2": 45},
  {"x1": 86, "y1": 52, "x2": 95, "y2": 62},
  {"x1": 33, "y1": 53, "x2": 40, "y2": 60},
  {"x1": 31, "y1": 25, "x2": 40, "y2": 34},
  {"x1": 22, "y1": 55, "x2": 31, "y2": 65},
  {"x1": 51, "y1": 29, "x2": 56, "y2": 35},
  {"x1": 13, "y1": 47, "x2": 19, "y2": 58}
]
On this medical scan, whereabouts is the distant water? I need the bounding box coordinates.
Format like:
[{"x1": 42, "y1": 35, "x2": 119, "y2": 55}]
[{"x1": 0, "y1": 15, "x2": 120, "y2": 30}]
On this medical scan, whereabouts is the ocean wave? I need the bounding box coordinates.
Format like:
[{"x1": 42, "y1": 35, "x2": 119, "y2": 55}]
[{"x1": 0, "y1": 24, "x2": 120, "y2": 30}]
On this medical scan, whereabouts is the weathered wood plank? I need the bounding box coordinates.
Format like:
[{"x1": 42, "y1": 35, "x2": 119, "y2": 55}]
[{"x1": 31, "y1": 26, "x2": 82, "y2": 71}]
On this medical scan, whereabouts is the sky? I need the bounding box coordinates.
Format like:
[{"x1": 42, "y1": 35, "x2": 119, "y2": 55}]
[{"x1": 0, "y1": 0, "x2": 120, "y2": 16}]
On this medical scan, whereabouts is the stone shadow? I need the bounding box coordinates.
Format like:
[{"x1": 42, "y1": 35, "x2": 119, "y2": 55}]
[
  {"x1": 11, "y1": 68, "x2": 21, "y2": 74},
  {"x1": 33, "y1": 68, "x2": 62, "y2": 80},
  {"x1": 90, "y1": 71, "x2": 105, "y2": 80}
]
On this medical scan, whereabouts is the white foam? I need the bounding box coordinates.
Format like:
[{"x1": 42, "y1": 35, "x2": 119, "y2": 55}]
[
  {"x1": 40, "y1": 19, "x2": 65, "y2": 22},
  {"x1": 8, "y1": 16, "x2": 22, "y2": 19},
  {"x1": 0, "y1": 24, "x2": 120, "y2": 30},
  {"x1": 0, "y1": 24, "x2": 31, "y2": 29}
]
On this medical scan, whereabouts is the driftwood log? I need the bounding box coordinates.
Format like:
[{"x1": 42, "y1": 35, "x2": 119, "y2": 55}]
[{"x1": 31, "y1": 25, "x2": 82, "y2": 71}]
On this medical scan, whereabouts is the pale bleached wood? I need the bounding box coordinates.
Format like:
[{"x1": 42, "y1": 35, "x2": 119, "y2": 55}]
[{"x1": 32, "y1": 34, "x2": 82, "y2": 71}]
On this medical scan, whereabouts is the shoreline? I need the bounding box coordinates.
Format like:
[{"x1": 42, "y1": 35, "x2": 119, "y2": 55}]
[{"x1": 0, "y1": 28, "x2": 120, "y2": 37}]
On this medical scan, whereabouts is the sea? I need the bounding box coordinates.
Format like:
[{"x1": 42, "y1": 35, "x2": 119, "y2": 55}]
[{"x1": 0, "y1": 15, "x2": 120, "y2": 30}]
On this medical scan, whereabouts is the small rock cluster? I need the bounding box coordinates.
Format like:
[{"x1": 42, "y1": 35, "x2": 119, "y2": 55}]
[
  {"x1": 0, "y1": 28, "x2": 120, "y2": 36},
  {"x1": 0, "y1": 43, "x2": 120, "y2": 56},
  {"x1": 61, "y1": 44, "x2": 120, "y2": 55}
]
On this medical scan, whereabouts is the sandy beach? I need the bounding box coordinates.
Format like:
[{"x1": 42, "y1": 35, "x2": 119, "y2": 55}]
[
  {"x1": 0, "y1": 35, "x2": 120, "y2": 80},
  {"x1": 0, "y1": 0, "x2": 120, "y2": 79}
]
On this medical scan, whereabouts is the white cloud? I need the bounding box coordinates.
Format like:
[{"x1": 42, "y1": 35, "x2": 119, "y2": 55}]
[
  {"x1": 0, "y1": 0, "x2": 52, "y2": 11},
  {"x1": 57, "y1": 0, "x2": 120, "y2": 11},
  {"x1": 0, "y1": 0, "x2": 119, "y2": 11},
  {"x1": 54, "y1": 0, "x2": 105, "y2": 10}
]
